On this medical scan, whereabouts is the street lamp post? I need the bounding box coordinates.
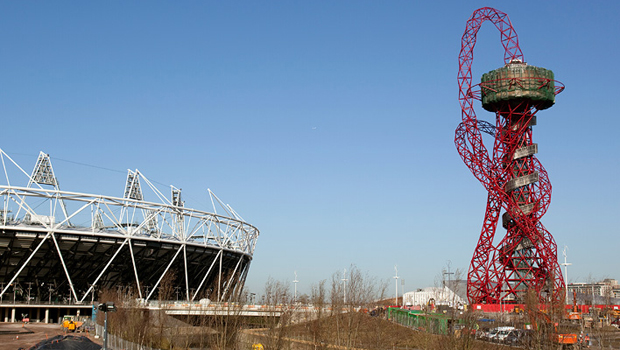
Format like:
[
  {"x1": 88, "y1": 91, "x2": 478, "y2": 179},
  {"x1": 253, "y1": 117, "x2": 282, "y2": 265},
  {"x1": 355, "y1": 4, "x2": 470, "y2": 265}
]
[
  {"x1": 293, "y1": 271, "x2": 299, "y2": 303},
  {"x1": 393, "y1": 265, "x2": 399, "y2": 307},
  {"x1": 561, "y1": 246, "x2": 572, "y2": 304},
  {"x1": 443, "y1": 261, "x2": 455, "y2": 314},
  {"x1": 341, "y1": 269, "x2": 348, "y2": 304},
  {"x1": 98, "y1": 302, "x2": 117, "y2": 350},
  {"x1": 443, "y1": 261, "x2": 454, "y2": 291}
]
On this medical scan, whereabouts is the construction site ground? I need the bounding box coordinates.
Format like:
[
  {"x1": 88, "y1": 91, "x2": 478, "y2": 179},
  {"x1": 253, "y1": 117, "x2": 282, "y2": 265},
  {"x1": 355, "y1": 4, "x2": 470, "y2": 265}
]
[
  {"x1": 0, "y1": 322, "x2": 102, "y2": 350},
  {"x1": 0, "y1": 319, "x2": 617, "y2": 349}
]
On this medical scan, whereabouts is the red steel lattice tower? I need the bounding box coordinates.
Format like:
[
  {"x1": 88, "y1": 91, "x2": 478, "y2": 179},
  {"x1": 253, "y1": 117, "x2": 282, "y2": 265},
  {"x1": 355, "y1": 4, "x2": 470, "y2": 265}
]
[{"x1": 455, "y1": 7, "x2": 565, "y2": 304}]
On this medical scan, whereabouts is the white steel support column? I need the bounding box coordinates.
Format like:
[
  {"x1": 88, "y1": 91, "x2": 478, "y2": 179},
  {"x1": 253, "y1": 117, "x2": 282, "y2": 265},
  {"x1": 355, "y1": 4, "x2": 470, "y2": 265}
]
[
  {"x1": 0, "y1": 232, "x2": 52, "y2": 298},
  {"x1": 191, "y1": 250, "x2": 222, "y2": 301},
  {"x1": 146, "y1": 245, "x2": 185, "y2": 301},
  {"x1": 231, "y1": 263, "x2": 250, "y2": 302},
  {"x1": 3, "y1": 198, "x2": 98, "y2": 300},
  {"x1": 239, "y1": 263, "x2": 250, "y2": 292},
  {"x1": 51, "y1": 231, "x2": 78, "y2": 303},
  {"x1": 221, "y1": 255, "x2": 244, "y2": 300},
  {"x1": 128, "y1": 239, "x2": 143, "y2": 299},
  {"x1": 183, "y1": 245, "x2": 189, "y2": 301},
  {"x1": 80, "y1": 239, "x2": 129, "y2": 303},
  {"x1": 218, "y1": 250, "x2": 223, "y2": 301},
  {"x1": 49, "y1": 232, "x2": 75, "y2": 303}
]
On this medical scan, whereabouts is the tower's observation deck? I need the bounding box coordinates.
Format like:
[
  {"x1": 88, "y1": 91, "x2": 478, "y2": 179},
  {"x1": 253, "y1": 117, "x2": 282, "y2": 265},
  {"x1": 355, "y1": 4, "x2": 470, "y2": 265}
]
[{"x1": 481, "y1": 61, "x2": 556, "y2": 112}]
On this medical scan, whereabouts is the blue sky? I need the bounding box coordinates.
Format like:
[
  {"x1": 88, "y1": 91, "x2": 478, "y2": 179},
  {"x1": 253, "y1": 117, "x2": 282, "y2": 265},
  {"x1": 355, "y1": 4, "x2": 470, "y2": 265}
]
[{"x1": 1, "y1": 1, "x2": 618, "y2": 297}]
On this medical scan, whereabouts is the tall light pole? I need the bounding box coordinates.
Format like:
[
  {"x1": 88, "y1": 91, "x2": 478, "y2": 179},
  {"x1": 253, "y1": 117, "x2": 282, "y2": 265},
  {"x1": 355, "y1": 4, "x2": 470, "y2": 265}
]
[
  {"x1": 393, "y1": 265, "x2": 399, "y2": 307},
  {"x1": 341, "y1": 269, "x2": 348, "y2": 304},
  {"x1": 293, "y1": 271, "x2": 299, "y2": 303},
  {"x1": 561, "y1": 246, "x2": 572, "y2": 304},
  {"x1": 443, "y1": 261, "x2": 454, "y2": 290}
]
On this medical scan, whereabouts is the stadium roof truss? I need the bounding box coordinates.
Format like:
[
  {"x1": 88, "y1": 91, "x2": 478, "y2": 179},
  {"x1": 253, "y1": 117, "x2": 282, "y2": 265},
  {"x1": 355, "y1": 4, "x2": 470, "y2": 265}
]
[{"x1": 0, "y1": 149, "x2": 259, "y2": 303}]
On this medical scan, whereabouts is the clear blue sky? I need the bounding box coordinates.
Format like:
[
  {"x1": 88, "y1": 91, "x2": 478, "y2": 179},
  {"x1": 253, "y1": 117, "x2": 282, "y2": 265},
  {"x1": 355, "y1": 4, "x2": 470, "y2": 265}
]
[{"x1": 1, "y1": 1, "x2": 618, "y2": 297}]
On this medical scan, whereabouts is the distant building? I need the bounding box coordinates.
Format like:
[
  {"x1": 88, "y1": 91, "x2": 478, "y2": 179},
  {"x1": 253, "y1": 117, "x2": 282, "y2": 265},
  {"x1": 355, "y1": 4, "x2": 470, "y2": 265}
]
[
  {"x1": 605, "y1": 279, "x2": 620, "y2": 299},
  {"x1": 402, "y1": 286, "x2": 465, "y2": 308},
  {"x1": 567, "y1": 278, "x2": 620, "y2": 304}
]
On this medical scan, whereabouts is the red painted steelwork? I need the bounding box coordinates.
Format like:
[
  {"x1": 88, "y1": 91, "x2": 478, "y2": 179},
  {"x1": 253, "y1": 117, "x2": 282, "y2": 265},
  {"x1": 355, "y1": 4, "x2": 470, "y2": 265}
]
[
  {"x1": 471, "y1": 304, "x2": 620, "y2": 314},
  {"x1": 455, "y1": 7, "x2": 565, "y2": 304}
]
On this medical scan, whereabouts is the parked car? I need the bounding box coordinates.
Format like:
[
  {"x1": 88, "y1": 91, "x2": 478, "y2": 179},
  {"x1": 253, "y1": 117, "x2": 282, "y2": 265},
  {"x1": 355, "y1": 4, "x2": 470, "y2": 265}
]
[
  {"x1": 487, "y1": 326, "x2": 516, "y2": 343},
  {"x1": 504, "y1": 329, "x2": 534, "y2": 347},
  {"x1": 503, "y1": 330, "x2": 520, "y2": 346},
  {"x1": 495, "y1": 329, "x2": 513, "y2": 343}
]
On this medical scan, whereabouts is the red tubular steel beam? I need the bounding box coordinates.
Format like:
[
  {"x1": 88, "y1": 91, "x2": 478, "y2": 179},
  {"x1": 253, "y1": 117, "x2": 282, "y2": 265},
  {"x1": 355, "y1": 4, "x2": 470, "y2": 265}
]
[{"x1": 455, "y1": 7, "x2": 565, "y2": 304}]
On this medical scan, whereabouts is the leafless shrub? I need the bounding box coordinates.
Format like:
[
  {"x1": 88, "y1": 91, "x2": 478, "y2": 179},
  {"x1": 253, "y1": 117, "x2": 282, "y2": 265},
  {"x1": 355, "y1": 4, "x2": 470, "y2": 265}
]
[{"x1": 97, "y1": 286, "x2": 153, "y2": 348}]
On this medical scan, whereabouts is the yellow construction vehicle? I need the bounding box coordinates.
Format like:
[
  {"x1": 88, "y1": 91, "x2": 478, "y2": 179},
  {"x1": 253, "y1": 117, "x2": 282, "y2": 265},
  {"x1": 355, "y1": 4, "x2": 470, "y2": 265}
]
[{"x1": 61, "y1": 315, "x2": 83, "y2": 332}]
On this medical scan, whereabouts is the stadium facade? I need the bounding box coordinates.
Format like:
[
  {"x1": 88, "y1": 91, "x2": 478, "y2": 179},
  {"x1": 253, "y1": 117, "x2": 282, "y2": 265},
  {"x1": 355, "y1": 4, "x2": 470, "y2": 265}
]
[{"x1": 0, "y1": 150, "x2": 259, "y2": 304}]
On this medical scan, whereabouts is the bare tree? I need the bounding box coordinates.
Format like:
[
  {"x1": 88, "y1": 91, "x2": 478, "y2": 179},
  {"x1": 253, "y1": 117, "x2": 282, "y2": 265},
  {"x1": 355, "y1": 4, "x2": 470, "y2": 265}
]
[
  {"x1": 328, "y1": 265, "x2": 387, "y2": 350},
  {"x1": 523, "y1": 287, "x2": 545, "y2": 350},
  {"x1": 153, "y1": 270, "x2": 176, "y2": 349},
  {"x1": 97, "y1": 286, "x2": 153, "y2": 348},
  {"x1": 203, "y1": 283, "x2": 247, "y2": 350},
  {"x1": 260, "y1": 277, "x2": 294, "y2": 350},
  {"x1": 308, "y1": 279, "x2": 328, "y2": 349}
]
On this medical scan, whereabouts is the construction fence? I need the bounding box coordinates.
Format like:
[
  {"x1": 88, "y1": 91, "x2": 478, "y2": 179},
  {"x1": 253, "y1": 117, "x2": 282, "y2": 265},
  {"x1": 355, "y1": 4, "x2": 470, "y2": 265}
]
[
  {"x1": 95, "y1": 324, "x2": 158, "y2": 350},
  {"x1": 387, "y1": 307, "x2": 451, "y2": 335}
]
